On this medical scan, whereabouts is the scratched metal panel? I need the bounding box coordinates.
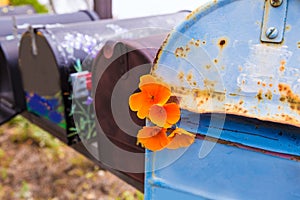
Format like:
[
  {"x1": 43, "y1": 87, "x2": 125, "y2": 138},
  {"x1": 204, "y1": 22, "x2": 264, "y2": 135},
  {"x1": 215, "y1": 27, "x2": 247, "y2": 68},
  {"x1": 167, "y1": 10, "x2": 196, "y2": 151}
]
[
  {"x1": 145, "y1": 139, "x2": 300, "y2": 200},
  {"x1": 152, "y1": 0, "x2": 300, "y2": 128}
]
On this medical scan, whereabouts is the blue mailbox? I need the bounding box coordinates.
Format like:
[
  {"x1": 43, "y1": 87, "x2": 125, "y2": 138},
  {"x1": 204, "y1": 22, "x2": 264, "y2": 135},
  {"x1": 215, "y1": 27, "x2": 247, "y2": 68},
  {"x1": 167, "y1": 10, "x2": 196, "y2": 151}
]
[{"x1": 145, "y1": 0, "x2": 300, "y2": 199}]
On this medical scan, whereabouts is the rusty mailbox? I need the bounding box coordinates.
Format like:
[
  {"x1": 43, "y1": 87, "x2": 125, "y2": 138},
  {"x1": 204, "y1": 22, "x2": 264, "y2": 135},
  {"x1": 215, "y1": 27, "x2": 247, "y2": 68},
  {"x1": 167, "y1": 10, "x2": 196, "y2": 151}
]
[
  {"x1": 143, "y1": 0, "x2": 300, "y2": 199},
  {"x1": 0, "y1": 11, "x2": 99, "y2": 125}
]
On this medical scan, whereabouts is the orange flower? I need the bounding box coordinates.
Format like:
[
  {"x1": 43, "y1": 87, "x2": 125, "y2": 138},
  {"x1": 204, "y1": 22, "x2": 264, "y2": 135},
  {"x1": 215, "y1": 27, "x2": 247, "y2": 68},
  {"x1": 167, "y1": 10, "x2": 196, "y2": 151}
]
[
  {"x1": 149, "y1": 103, "x2": 181, "y2": 128},
  {"x1": 137, "y1": 126, "x2": 170, "y2": 151},
  {"x1": 167, "y1": 128, "x2": 195, "y2": 149},
  {"x1": 129, "y1": 75, "x2": 171, "y2": 119}
]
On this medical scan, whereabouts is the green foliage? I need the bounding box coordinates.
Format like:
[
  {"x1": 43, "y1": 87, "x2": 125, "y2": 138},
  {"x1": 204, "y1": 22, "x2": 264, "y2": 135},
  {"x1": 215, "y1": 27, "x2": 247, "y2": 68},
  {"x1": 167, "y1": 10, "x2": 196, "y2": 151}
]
[
  {"x1": 9, "y1": 0, "x2": 48, "y2": 13},
  {"x1": 20, "y1": 181, "x2": 30, "y2": 199},
  {"x1": 116, "y1": 190, "x2": 144, "y2": 200},
  {"x1": 8, "y1": 116, "x2": 61, "y2": 150}
]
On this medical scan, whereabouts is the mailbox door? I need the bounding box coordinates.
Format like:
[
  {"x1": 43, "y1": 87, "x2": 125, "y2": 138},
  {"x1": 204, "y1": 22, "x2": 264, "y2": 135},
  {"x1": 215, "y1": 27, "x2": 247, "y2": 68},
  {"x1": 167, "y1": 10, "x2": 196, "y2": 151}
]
[{"x1": 145, "y1": 0, "x2": 300, "y2": 199}]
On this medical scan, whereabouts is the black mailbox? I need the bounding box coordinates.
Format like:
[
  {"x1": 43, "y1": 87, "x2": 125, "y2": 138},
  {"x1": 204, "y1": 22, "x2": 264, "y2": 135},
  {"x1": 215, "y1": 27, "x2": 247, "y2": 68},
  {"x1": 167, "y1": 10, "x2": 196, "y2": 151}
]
[
  {"x1": 0, "y1": 5, "x2": 36, "y2": 16},
  {"x1": 88, "y1": 34, "x2": 166, "y2": 188},
  {"x1": 0, "y1": 11, "x2": 99, "y2": 125},
  {"x1": 0, "y1": 10, "x2": 99, "y2": 37},
  {"x1": 18, "y1": 11, "x2": 188, "y2": 144}
]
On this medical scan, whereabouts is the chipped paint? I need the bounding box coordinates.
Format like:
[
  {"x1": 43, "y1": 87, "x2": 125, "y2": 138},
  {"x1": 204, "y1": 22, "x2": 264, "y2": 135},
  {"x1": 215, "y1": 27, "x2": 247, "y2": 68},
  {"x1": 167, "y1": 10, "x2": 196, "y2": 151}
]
[{"x1": 152, "y1": 0, "x2": 300, "y2": 128}]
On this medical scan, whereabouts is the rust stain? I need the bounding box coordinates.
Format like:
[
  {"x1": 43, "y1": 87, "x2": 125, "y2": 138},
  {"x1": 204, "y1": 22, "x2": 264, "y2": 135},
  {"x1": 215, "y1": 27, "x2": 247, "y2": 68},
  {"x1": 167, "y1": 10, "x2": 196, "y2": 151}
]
[
  {"x1": 152, "y1": 33, "x2": 171, "y2": 72},
  {"x1": 265, "y1": 90, "x2": 273, "y2": 100},
  {"x1": 203, "y1": 79, "x2": 216, "y2": 88},
  {"x1": 175, "y1": 42, "x2": 193, "y2": 58},
  {"x1": 285, "y1": 24, "x2": 291, "y2": 31},
  {"x1": 202, "y1": 40, "x2": 206, "y2": 45},
  {"x1": 186, "y1": 72, "x2": 193, "y2": 82},
  {"x1": 225, "y1": 103, "x2": 248, "y2": 114},
  {"x1": 297, "y1": 42, "x2": 300, "y2": 49},
  {"x1": 214, "y1": 59, "x2": 218, "y2": 64},
  {"x1": 279, "y1": 60, "x2": 286, "y2": 72},
  {"x1": 171, "y1": 83, "x2": 300, "y2": 128},
  {"x1": 218, "y1": 38, "x2": 228, "y2": 49},
  {"x1": 278, "y1": 83, "x2": 300, "y2": 114},
  {"x1": 205, "y1": 65, "x2": 211, "y2": 70},
  {"x1": 256, "y1": 89, "x2": 263, "y2": 101},
  {"x1": 178, "y1": 71, "x2": 184, "y2": 81},
  {"x1": 189, "y1": 39, "x2": 201, "y2": 47},
  {"x1": 175, "y1": 47, "x2": 186, "y2": 58},
  {"x1": 238, "y1": 66, "x2": 243, "y2": 72}
]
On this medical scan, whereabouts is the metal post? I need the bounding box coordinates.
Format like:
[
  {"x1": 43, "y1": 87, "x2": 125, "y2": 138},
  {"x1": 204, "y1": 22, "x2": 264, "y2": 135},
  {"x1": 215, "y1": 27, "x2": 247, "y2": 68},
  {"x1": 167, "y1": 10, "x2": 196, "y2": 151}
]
[{"x1": 94, "y1": 0, "x2": 112, "y2": 19}]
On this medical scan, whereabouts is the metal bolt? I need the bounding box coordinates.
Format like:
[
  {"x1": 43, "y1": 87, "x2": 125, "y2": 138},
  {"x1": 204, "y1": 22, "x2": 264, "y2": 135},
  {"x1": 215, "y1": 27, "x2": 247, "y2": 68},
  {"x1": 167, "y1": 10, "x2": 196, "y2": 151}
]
[
  {"x1": 270, "y1": 0, "x2": 283, "y2": 7},
  {"x1": 266, "y1": 27, "x2": 279, "y2": 39}
]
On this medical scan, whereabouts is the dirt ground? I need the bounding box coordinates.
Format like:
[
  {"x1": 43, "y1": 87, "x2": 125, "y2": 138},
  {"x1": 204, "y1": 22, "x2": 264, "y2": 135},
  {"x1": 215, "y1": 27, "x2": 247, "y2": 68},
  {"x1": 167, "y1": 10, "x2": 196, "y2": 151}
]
[{"x1": 0, "y1": 116, "x2": 142, "y2": 200}]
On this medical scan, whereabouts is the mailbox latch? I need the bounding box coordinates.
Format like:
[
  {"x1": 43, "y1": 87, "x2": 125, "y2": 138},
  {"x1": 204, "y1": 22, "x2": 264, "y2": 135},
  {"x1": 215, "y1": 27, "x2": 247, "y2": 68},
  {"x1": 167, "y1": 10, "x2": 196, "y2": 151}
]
[{"x1": 261, "y1": 0, "x2": 288, "y2": 43}]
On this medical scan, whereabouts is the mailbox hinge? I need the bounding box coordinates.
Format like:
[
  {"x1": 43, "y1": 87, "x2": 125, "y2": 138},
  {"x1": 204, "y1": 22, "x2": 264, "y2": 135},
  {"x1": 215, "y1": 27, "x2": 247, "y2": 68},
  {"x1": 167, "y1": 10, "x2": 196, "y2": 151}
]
[{"x1": 260, "y1": 0, "x2": 288, "y2": 43}]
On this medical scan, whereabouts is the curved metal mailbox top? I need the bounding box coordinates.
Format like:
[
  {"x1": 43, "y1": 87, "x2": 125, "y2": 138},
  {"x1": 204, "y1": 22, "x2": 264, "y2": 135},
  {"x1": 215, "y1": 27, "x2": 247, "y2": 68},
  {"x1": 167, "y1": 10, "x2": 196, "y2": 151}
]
[{"x1": 152, "y1": 0, "x2": 300, "y2": 128}]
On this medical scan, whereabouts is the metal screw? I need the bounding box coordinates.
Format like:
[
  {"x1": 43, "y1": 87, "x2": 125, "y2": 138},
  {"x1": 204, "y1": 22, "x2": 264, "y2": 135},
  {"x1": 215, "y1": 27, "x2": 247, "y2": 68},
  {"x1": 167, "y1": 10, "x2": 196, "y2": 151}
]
[
  {"x1": 270, "y1": 0, "x2": 283, "y2": 7},
  {"x1": 266, "y1": 27, "x2": 279, "y2": 39}
]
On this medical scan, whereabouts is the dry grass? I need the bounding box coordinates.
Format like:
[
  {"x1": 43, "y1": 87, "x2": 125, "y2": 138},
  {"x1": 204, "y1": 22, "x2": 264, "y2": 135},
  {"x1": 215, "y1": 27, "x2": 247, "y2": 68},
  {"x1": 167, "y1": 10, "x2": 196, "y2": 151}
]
[{"x1": 0, "y1": 116, "x2": 143, "y2": 200}]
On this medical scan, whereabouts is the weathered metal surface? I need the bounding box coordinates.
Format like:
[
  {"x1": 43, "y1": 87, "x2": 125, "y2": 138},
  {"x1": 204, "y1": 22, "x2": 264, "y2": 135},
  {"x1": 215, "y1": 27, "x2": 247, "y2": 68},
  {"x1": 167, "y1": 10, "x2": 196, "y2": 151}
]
[
  {"x1": 260, "y1": 0, "x2": 288, "y2": 43},
  {"x1": 0, "y1": 5, "x2": 35, "y2": 16},
  {"x1": 0, "y1": 10, "x2": 99, "y2": 37},
  {"x1": 152, "y1": 0, "x2": 300, "y2": 128},
  {"x1": 145, "y1": 0, "x2": 300, "y2": 199}
]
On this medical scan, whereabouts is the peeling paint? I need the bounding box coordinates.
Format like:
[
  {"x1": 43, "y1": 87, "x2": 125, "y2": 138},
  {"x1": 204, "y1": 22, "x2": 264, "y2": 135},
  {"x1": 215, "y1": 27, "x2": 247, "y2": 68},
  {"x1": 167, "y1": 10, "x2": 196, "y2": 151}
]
[{"x1": 152, "y1": 0, "x2": 300, "y2": 129}]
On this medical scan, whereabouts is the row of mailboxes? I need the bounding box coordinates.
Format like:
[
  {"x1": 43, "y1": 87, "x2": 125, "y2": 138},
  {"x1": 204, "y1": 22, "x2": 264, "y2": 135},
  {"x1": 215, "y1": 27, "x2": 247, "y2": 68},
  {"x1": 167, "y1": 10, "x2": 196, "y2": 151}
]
[
  {"x1": 4, "y1": 0, "x2": 300, "y2": 197},
  {"x1": 0, "y1": 10, "x2": 99, "y2": 125},
  {"x1": 0, "y1": 11, "x2": 189, "y2": 190},
  {"x1": 18, "y1": 11, "x2": 187, "y2": 143}
]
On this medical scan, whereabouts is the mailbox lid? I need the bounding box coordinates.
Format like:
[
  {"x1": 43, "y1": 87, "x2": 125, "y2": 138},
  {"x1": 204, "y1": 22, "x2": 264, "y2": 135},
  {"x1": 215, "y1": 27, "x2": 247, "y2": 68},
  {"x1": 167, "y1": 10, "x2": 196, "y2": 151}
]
[{"x1": 152, "y1": 0, "x2": 300, "y2": 128}]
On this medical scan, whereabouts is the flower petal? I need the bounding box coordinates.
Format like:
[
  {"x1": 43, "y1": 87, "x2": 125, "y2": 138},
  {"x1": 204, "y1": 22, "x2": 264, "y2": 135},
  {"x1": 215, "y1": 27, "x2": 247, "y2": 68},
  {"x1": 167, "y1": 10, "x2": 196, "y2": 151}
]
[
  {"x1": 137, "y1": 103, "x2": 151, "y2": 119},
  {"x1": 149, "y1": 105, "x2": 167, "y2": 127},
  {"x1": 137, "y1": 127, "x2": 170, "y2": 151},
  {"x1": 139, "y1": 74, "x2": 157, "y2": 88},
  {"x1": 167, "y1": 128, "x2": 195, "y2": 149},
  {"x1": 129, "y1": 92, "x2": 144, "y2": 111},
  {"x1": 164, "y1": 103, "x2": 181, "y2": 128},
  {"x1": 141, "y1": 83, "x2": 171, "y2": 105}
]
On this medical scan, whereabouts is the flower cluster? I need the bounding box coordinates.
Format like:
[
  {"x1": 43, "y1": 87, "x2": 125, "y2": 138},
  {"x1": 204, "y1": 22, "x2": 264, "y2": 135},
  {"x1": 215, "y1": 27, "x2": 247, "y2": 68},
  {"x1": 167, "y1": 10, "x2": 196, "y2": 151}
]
[{"x1": 129, "y1": 75, "x2": 195, "y2": 151}]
